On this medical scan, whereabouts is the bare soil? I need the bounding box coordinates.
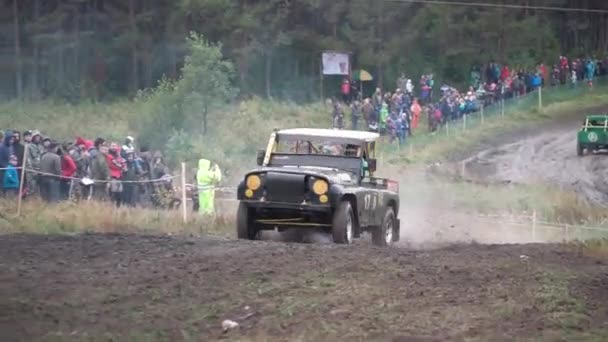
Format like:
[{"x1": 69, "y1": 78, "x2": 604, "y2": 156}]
[{"x1": 1, "y1": 233, "x2": 607, "y2": 341}]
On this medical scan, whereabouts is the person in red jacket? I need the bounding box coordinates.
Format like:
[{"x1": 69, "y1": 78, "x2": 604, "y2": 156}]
[
  {"x1": 59, "y1": 143, "x2": 77, "y2": 200},
  {"x1": 107, "y1": 143, "x2": 126, "y2": 207},
  {"x1": 341, "y1": 77, "x2": 351, "y2": 104},
  {"x1": 500, "y1": 64, "x2": 510, "y2": 81}
]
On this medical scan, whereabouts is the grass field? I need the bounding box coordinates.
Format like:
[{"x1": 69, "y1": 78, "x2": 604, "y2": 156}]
[{"x1": 0, "y1": 199, "x2": 233, "y2": 237}]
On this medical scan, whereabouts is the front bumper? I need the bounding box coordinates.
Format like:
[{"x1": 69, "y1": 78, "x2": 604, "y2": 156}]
[{"x1": 240, "y1": 200, "x2": 332, "y2": 213}]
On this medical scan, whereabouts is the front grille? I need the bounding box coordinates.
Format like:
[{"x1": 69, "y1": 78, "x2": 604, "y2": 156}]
[{"x1": 264, "y1": 172, "x2": 306, "y2": 203}]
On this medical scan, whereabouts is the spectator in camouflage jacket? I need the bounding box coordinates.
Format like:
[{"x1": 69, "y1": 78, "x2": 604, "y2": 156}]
[{"x1": 90, "y1": 144, "x2": 110, "y2": 201}]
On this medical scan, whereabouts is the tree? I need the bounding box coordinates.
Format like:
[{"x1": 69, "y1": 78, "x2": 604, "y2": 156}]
[
  {"x1": 13, "y1": 0, "x2": 22, "y2": 100},
  {"x1": 178, "y1": 32, "x2": 236, "y2": 134},
  {"x1": 1, "y1": 0, "x2": 608, "y2": 100},
  {"x1": 139, "y1": 32, "x2": 236, "y2": 149}
]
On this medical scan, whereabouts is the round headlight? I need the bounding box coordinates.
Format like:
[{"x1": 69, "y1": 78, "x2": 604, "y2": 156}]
[
  {"x1": 246, "y1": 175, "x2": 261, "y2": 190},
  {"x1": 312, "y1": 179, "x2": 329, "y2": 195}
]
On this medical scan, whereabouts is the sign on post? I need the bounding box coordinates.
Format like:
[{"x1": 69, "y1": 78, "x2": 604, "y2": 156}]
[{"x1": 321, "y1": 52, "x2": 350, "y2": 75}]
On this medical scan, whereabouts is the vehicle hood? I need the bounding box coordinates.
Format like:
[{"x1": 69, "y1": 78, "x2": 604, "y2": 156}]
[{"x1": 246, "y1": 166, "x2": 357, "y2": 185}]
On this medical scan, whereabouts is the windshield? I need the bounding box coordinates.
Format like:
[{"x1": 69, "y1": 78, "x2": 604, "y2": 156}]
[
  {"x1": 586, "y1": 118, "x2": 607, "y2": 126},
  {"x1": 276, "y1": 139, "x2": 362, "y2": 158}
]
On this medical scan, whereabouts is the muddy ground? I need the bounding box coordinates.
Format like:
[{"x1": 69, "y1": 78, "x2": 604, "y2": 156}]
[{"x1": 1, "y1": 233, "x2": 607, "y2": 341}]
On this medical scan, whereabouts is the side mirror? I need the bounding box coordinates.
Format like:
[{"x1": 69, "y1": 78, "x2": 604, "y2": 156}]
[
  {"x1": 256, "y1": 149, "x2": 266, "y2": 166},
  {"x1": 367, "y1": 158, "x2": 377, "y2": 173}
]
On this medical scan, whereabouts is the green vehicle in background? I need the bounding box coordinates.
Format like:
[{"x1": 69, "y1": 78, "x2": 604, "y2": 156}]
[{"x1": 577, "y1": 114, "x2": 608, "y2": 156}]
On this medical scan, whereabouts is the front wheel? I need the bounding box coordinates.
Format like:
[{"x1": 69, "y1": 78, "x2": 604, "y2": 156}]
[
  {"x1": 577, "y1": 143, "x2": 584, "y2": 156},
  {"x1": 236, "y1": 202, "x2": 258, "y2": 240},
  {"x1": 372, "y1": 207, "x2": 397, "y2": 247},
  {"x1": 332, "y1": 201, "x2": 355, "y2": 244}
]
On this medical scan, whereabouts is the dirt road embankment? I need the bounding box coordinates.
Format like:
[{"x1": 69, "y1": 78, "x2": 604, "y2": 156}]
[{"x1": 462, "y1": 111, "x2": 608, "y2": 206}]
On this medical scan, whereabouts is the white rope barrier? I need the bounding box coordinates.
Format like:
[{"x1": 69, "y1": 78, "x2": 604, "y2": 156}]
[
  {"x1": 185, "y1": 183, "x2": 237, "y2": 192},
  {"x1": 5, "y1": 167, "x2": 238, "y2": 191},
  {"x1": 23, "y1": 168, "x2": 177, "y2": 184}
]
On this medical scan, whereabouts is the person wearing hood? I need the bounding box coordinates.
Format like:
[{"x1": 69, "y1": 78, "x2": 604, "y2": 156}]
[
  {"x1": 70, "y1": 137, "x2": 90, "y2": 178},
  {"x1": 121, "y1": 136, "x2": 135, "y2": 159},
  {"x1": 411, "y1": 98, "x2": 422, "y2": 131},
  {"x1": 68, "y1": 137, "x2": 91, "y2": 201},
  {"x1": 379, "y1": 102, "x2": 389, "y2": 134},
  {"x1": 2, "y1": 155, "x2": 19, "y2": 197},
  {"x1": 11, "y1": 131, "x2": 25, "y2": 170},
  {"x1": 121, "y1": 152, "x2": 141, "y2": 207},
  {"x1": 405, "y1": 79, "x2": 414, "y2": 95},
  {"x1": 0, "y1": 130, "x2": 15, "y2": 169},
  {"x1": 90, "y1": 144, "x2": 110, "y2": 201},
  {"x1": 196, "y1": 158, "x2": 222, "y2": 215},
  {"x1": 59, "y1": 143, "x2": 77, "y2": 200},
  {"x1": 25, "y1": 130, "x2": 43, "y2": 196},
  {"x1": 0, "y1": 131, "x2": 15, "y2": 185},
  {"x1": 39, "y1": 141, "x2": 61, "y2": 203}
]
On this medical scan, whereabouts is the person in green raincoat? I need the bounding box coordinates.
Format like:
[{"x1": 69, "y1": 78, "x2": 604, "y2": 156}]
[
  {"x1": 379, "y1": 102, "x2": 389, "y2": 135},
  {"x1": 196, "y1": 158, "x2": 222, "y2": 215}
]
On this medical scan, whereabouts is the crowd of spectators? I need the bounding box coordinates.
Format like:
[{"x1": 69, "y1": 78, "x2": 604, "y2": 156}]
[
  {"x1": 332, "y1": 55, "x2": 607, "y2": 140},
  {"x1": 0, "y1": 130, "x2": 180, "y2": 208}
]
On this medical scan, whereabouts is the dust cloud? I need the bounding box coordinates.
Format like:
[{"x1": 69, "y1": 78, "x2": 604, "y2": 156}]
[{"x1": 383, "y1": 166, "x2": 558, "y2": 249}]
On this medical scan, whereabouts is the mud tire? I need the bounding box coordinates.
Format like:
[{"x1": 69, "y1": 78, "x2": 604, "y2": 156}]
[
  {"x1": 577, "y1": 143, "x2": 584, "y2": 156},
  {"x1": 236, "y1": 202, "x2": 258, "y2": 240},
  {"x1": 332, "y1": 201, "x2": 354, "y2": 244},
  {"x1": 372, "y1": 207, "x2": 397, "y2": 247}
]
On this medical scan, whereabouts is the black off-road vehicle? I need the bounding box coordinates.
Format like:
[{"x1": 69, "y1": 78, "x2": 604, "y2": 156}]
[{"x1": 236, "y1": 128, "x2": 400, "y2": 247}]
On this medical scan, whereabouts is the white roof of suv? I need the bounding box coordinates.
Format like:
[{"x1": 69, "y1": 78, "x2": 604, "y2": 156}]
[{"x1": 277, "y1": 128, "x2": 379, "y2": 143}]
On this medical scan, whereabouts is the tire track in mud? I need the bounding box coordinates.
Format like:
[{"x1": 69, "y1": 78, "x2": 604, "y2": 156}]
[{"x1": 463, "y1": 125, "x2": 608, "y2": 206}]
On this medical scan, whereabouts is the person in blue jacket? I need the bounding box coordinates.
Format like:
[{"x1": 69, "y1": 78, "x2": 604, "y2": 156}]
[
  {"x1": 3, "y1": 155, "x2": 19, "y2": 197},
  {"x1": 585, "y1": 59, "x2": 596, "y2": 84}
]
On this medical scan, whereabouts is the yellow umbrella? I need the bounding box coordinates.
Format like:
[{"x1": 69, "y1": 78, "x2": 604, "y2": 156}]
[
  {"x1": 352, "y1": 69, "x2": 373, "y2": 82},
  {"x1": 352, "y1": 69, "x2": 373, "y2": 99}
]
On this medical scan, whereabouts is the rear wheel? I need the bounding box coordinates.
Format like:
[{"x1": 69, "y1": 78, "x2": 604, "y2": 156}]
[
  {"x1": 332, "y1": 201, "x2": 354, "y2": 244},
  {"x1": 372, "y1": 207, "x2": 397, "y2": 247},
  {"x1": 236, "y1": 202, "x2": 258, "y2": 240},
  {"x1": 577, "y1": 142, "x2": 584, "y2": 156}
]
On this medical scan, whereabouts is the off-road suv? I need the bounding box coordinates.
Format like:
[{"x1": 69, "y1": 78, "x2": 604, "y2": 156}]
[
  {"x1": 236, "y1": 128, "x2": 400, "y2": 247},
  {"x1": 577, "y1": 114, "x2": 608, "y2": 156}
]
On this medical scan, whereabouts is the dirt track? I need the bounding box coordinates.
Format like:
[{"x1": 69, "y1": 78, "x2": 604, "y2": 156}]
[
  {"x1": 463, "y1": 113, "x2": 608, "y2": 206},
  {"x1": 1, "y1": 233, "x2": 607, "y2": 341}
]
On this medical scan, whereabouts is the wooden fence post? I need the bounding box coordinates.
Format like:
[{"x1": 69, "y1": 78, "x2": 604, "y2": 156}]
[
  {"x1": 461, "y1": 161, "x2": 466, "y2": 179},
  {"x1": 532, "y1": 210, "x2": 537, "y2": 241},
  {"x1": 181, "y1": 162, "x2": 188, "y2": 224},
  {"x1": 16, "y1": 143, "x2": 29, "y2": 217}
]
